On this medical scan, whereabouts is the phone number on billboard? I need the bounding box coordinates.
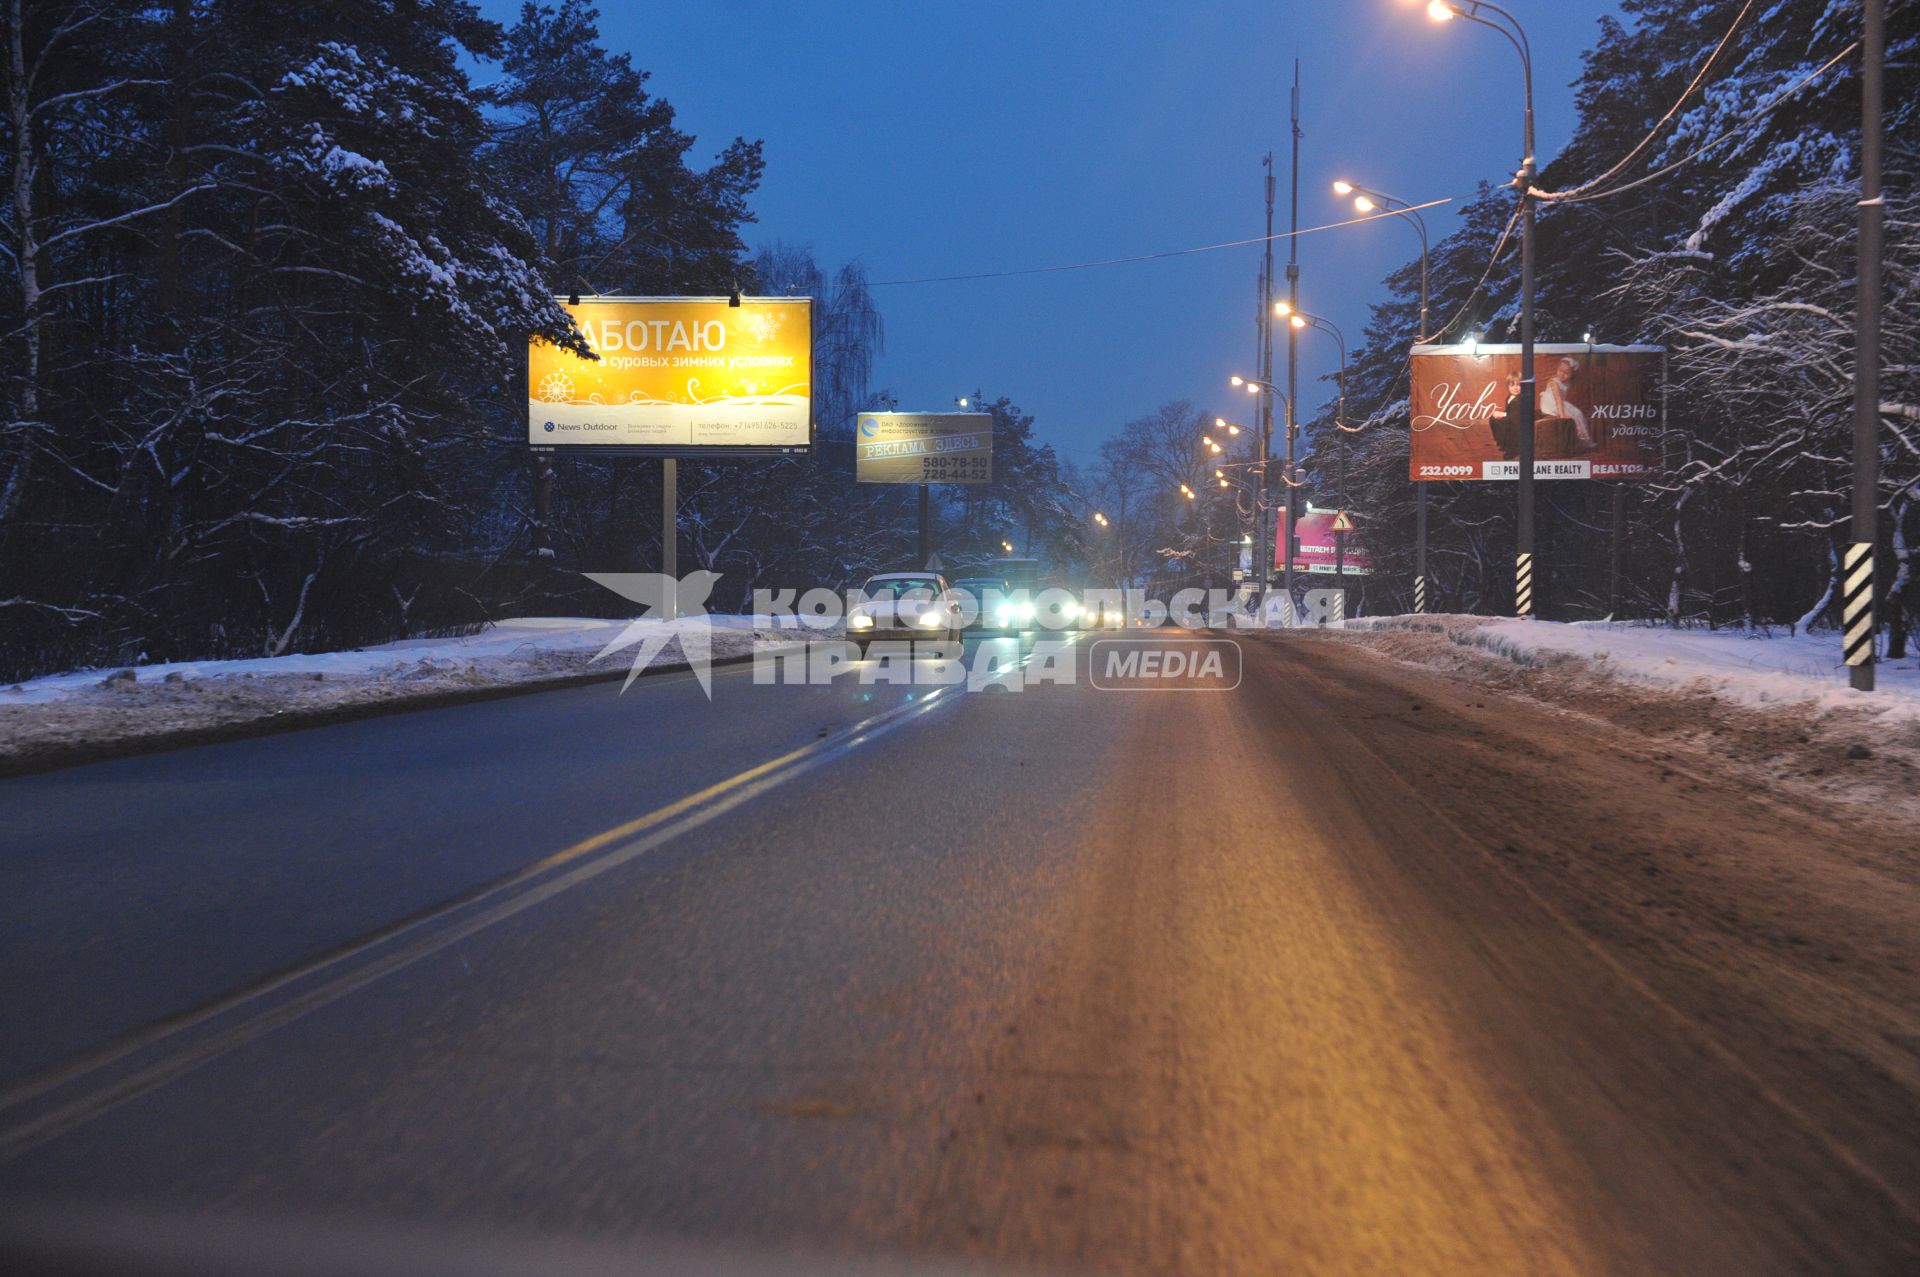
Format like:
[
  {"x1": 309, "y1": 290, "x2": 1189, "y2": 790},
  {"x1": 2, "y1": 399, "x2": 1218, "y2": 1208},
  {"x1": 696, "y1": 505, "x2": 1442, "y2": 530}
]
[{"x1": 922, "y1": 456, "x2": 990, "y2": 480}]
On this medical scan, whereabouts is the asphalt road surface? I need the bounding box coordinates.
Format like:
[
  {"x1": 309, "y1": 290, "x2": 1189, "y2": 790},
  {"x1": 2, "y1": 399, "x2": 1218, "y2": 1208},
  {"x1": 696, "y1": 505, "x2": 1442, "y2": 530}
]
[{"x1": 2, "y1": 629, "x2": 1916, "y2": 1275}]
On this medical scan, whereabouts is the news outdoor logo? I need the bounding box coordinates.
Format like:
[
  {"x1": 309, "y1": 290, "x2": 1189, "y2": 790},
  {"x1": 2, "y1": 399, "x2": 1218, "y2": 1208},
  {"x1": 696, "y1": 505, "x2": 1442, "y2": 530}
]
[{"x1": 584, "y1": 574, "x2": 1353, "y2": 695}]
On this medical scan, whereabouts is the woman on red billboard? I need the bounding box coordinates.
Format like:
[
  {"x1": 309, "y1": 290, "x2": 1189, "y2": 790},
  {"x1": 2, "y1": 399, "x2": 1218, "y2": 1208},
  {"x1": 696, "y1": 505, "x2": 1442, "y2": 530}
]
[{"x1": 1487, "y1": 371, "x2": 1522, "y2": 459}]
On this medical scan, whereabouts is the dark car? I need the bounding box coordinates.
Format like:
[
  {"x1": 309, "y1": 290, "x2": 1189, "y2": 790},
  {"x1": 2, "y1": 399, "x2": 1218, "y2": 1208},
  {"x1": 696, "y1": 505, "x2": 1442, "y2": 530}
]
[{"x1": 950, "y1": 577, "x2": 1025, "y2": 633}]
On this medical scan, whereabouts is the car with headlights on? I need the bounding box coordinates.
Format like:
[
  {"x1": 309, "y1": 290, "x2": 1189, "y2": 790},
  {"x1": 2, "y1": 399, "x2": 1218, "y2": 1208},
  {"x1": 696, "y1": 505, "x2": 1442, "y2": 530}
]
[
  {"x1": 846, "y1": 573, "x2": 963, "y2": 652},
  {"x1": 1082, "y1": 592, "x2": 1127, "y2": 629},
  {"x1": 950, "y1": 577, "x2": 1028, "y2": 633}
]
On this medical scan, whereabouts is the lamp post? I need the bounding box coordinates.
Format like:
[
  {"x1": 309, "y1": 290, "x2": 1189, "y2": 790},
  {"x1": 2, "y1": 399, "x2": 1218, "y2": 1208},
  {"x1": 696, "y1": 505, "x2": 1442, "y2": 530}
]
[
  {"x1": 1423, "y1": 0, "x2": 1536, "y2": 618},
  {"x1": 1333, "y1": 180, "x2": 1430, "y2": 340},
  {"x1": 1231, "y1": 375, "x2": 1296, "y2": 596},
  {"x1": 1278, "y1": 305, "x2": 1352, "y2": 582},
  {"x1": 1335, "y1": 176, "x2": 1433, "y2": 611}
]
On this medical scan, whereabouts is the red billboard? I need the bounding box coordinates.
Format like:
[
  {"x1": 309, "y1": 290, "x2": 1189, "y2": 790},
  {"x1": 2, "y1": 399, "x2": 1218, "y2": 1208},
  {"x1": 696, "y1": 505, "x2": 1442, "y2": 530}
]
[
  {"x1": 1409, "y1": 343, "x2": 1664, "y2": 481},
  {"x1": 1275, "y1": 504, "x2": 1374, "y2": 576}
]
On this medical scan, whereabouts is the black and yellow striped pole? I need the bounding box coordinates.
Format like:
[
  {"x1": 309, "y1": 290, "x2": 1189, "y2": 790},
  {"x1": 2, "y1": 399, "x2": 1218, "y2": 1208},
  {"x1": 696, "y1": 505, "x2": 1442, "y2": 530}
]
[
  {"x1": 1843, "y1": 543, "x2": 1875, "y2": 673},
  {"x1": 1414, "y1": 574, "x2": 1428, "y2": 615},
  {"x1": 1516, "y1": 552, "x2": 1534, "y2": 618},
  {"x1": 1850, "y1": 0, "x2": 1884, "y2": 691}
]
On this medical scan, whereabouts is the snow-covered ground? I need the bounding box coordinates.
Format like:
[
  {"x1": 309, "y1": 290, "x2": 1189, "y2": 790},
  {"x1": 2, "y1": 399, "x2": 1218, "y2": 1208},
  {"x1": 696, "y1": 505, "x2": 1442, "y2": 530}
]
[
  {"x1": 1, "y1": 614, "x2": 789, "y2": 705},
  {"x1": 1348, "y1": 614, "x2": 1920, "y2": 726},
  {"x1": 0, "y1": 615, "x2": 823, "y2": 769},
  {"x1": 1332, "y1": 613, "x2": 1920, "y2": 828},
  {"x1": 1463, "y1": 618, "x2": 1920, "y2": 723}
]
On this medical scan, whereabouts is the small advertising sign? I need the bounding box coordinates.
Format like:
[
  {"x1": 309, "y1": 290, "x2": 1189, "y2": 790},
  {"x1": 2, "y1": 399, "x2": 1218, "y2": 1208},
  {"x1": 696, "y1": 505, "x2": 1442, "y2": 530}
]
[{"x1": 855, "y1": 412, "x2": 994, "y2": 485}]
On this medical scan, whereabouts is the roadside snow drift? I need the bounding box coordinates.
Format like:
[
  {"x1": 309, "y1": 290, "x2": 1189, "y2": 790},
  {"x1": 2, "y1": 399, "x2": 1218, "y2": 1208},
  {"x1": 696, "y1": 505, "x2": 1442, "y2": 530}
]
[{"x1": 1356, "y1": 615, "x2": 1920, "y2": 726}]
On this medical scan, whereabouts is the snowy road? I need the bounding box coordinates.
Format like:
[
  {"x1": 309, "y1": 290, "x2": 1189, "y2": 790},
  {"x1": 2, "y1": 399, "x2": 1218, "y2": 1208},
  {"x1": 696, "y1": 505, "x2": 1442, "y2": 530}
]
[{"x1": 1, "y1": 630, "x2": 1917, "y2": 1274}]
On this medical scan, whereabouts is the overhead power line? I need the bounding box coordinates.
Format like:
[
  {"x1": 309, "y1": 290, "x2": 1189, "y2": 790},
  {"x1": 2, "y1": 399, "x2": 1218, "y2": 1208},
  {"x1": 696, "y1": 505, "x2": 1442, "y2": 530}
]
[
  {"x1": 1534, "y1": 39, "x2": 1859, "y2": 207},
  {"x1": 867, "y1": 200, "x2": 1452, "y2": 288},
  {"x1": 1426, "y1": 202, "x2": 1524, "y2": 343},
  {"x1": 1536, "y1": 0, "x2": 1758, "y2": 204}
]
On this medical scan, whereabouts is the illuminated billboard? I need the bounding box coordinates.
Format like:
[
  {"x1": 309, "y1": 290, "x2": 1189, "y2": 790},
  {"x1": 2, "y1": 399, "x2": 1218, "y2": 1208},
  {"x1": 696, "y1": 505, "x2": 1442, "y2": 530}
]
[
  {"x1": 528, "y1": 297, "x2": 811, "y2": 454},
  {"x1": 1275, "y1": 504, "x2": 1374, "y2": 576},
  {"x1": 1409, "y1": 343, "x2": 1664, "y2": 481}
]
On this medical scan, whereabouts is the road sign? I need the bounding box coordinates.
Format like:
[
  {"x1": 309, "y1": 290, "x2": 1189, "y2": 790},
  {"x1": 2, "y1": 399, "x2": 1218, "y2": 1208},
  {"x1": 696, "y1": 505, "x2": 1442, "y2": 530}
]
[
  {"x1": 1331, "y1": 510, "x2": 1354, "y2": 532},
  {"x1": 855, "y1": 412, "x2": 993, "y2": 484}
]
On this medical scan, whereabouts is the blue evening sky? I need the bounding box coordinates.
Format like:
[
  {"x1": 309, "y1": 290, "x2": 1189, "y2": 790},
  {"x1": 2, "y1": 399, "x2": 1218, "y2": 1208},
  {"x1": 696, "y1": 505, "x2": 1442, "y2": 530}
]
[{"x1": 478, "y1": 1, "x2": 1620, "y2": 471}]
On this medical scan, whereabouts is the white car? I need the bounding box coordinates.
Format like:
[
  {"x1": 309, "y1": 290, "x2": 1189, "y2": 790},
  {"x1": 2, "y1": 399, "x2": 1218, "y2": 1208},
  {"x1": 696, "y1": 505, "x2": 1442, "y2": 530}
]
[{"x1": 847, "y1": 573, "x2": 963, "y2": 651}]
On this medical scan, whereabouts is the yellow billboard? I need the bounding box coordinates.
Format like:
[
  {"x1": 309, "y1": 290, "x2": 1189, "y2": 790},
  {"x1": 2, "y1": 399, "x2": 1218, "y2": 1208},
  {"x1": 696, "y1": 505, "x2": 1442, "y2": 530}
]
[{"x1": 528, "y1": 297, "x2": 811, "y2": 451}]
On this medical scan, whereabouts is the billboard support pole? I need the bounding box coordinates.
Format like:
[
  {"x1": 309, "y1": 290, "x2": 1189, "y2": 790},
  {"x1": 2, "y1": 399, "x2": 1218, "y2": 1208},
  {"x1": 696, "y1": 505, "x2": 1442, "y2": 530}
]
[
  {"x1": 1610, "y1": 483, "x2": 1625, "y2": 618},
  {"x1": 662, "y1": 458, "x2": 678, "y2": 621},
  {"x1": 534, "y1": 457, "x2": 554, "y2": 559},
  {"x1": 918, "y1": 483, "x2": 930, "y2": 568},
  {"x1": 1848, "y1": 0, "x2": 1884, "y2": 690}
]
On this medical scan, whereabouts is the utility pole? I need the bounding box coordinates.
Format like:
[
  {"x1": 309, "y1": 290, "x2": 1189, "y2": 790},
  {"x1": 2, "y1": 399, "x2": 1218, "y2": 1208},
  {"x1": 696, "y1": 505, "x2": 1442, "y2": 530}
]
[
  {"x1": 1512, "y1": 43, "x2": 1543, "y2": 618},
  {"x1": 1284, "y1": 59, "x2": 1302, "y2": 608},
  {"x1": 1847, "y1": 0, "x2": 1885, "y2": 689},
  {"x1": 1259, "y1": 154, "x2": 1275, "y2": 601}
]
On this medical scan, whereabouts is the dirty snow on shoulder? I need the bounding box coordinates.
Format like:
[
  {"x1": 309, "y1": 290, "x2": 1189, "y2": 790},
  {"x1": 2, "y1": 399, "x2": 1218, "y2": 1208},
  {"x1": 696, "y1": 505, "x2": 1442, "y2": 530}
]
[
  {"x1": 1354, "y1": 616, "x2": 1920, "y2": 725},
  {"x1": 1, "y1": 615, "x2": 783, "y2": 706}
]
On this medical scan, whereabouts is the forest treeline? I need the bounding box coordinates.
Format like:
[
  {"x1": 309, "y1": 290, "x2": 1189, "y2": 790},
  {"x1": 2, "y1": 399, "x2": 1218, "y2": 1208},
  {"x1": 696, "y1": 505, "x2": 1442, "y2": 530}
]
[
  {"x1": 6, "y1": 2, "x2": 1915, "y2": 680},
  {"x1": 1280, "y1": 0, "x2": 1918, "y2": 643},
  {"x1": 0, "y1": 0, "x2": 1079, "y2": 679}
]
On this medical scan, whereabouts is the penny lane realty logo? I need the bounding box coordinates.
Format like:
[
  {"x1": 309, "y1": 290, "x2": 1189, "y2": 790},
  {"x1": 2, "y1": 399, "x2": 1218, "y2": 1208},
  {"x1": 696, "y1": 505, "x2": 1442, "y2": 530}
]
[{"x1": 583, "y1": 571, "x2": 721, "y2": 697}]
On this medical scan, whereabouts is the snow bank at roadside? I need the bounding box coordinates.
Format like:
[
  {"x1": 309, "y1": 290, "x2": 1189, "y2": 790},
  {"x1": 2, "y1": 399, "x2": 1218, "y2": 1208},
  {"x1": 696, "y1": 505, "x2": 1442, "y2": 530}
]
[
  {"x1": 0, "y1": 615, "x2": 830, "y2": 770},
  {"x1": 1352, "y1": 614, "x2": 1920, "y2": 726},
  {"x1": 1, "y1": 615, "x2": 802, "y2": 705}
]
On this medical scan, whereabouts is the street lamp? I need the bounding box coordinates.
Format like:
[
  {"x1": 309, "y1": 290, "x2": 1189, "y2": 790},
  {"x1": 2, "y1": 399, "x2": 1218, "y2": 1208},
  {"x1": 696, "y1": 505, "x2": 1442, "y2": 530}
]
[
  {"x1": 1230, "y1": 374, "x2": 1295, "y2": 598},
  {"x1": 1279, "y1": 307, "x2": 1354, "y2": 582},
  {"x1": 1214, "y1": 418, "x2": 1242, "y2": 436},
  {"x1": 1330, "y1": 180, "x2": 1430, "y2": 341},
  {"x1": 1416, "y1": 0, "x2": 1538, "y2": 618}
]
